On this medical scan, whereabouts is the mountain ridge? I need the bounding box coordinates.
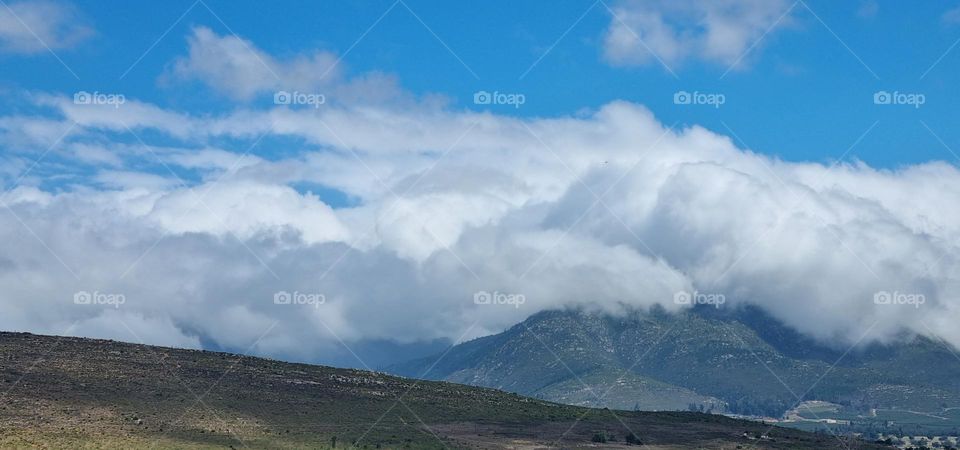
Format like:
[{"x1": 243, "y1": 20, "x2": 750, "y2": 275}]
[{"x1": 389, "y1": 305, "x2": 960, "y2": 419}]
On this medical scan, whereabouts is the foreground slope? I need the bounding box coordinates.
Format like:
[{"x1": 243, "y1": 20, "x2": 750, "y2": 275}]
[{"x1": 0, "y1": 332, "x2": 878, "y2": 449}]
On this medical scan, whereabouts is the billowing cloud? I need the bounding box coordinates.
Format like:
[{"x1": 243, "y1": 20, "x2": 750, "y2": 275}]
[
  {"x1": 602, "y1": 0, "x2": 794, "y2": 69},
  {"x1": 0, "y1": 0, "x2": 92, "y2": 54},
  {"x1": 1, "y1": 27, "x2": 958, "y2": 366}
]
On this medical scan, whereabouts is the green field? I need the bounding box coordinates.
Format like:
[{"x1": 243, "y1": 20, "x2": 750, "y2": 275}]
[{"x1": 780, "y1": 406, "x2": 960, "y2": 438}]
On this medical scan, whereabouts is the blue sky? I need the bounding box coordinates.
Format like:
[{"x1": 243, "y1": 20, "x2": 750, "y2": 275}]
[{"x1": 3, "y1": 0, "x2": 960, "y2": 168}]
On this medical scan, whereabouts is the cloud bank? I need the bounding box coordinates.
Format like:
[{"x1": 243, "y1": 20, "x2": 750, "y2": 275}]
[{"x1": 0, "y1": 26, "x2": 958, "y2": 365}]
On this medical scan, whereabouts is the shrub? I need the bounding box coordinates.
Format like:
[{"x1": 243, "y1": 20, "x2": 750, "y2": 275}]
[{"x1": 625, "y1": 433, "x2": 643, "y2": 445}]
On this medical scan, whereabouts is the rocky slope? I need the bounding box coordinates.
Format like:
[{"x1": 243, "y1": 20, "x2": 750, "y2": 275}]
[{"x1": 0, "y1": 331, "x2": 878, "y2": 449}]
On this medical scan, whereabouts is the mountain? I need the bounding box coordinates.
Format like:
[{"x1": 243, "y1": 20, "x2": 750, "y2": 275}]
[
  {"x1": 389, "y1": 306, "x2": 960, "y2": 425},
  {"x1": 0, "y1": 332, "x2": 876, "y2": 449}
]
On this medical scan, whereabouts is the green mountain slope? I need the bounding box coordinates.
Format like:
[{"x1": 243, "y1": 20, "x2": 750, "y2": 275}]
[{"x1": 390, "y1": 307, "x2": 960, "y2": 418}]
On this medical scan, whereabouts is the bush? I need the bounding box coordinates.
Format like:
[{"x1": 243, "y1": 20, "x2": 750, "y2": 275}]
[{"x1": 625, "y1": 433, "x2": 643, "y2": 445}]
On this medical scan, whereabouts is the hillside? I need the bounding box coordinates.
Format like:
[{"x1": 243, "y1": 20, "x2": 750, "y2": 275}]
[
  {"x1": 389, "y1": 307, "x2": 960, "y2": 423},
  {"x1": 0, "y1": 332, "x2": 879, "y2": 449}
]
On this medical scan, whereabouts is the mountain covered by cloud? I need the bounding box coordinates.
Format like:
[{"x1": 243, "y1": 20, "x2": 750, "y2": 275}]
[{"x1": 0, "y1": 24, "x2": 958, "y2": 364}]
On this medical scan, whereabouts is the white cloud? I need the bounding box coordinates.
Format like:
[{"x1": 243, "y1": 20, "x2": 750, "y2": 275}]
[
  {"x1": 164, "y1": 147, "x2": 263, "y2": 174},
  {"x1": 37, "y1": 94, "x2": 202, "y2": 139},
  {"x1": 170, "y1": 26, "x2": 339, "y2": 100},
  {"x1": 148, "y1": 180, "x2": 350, "y2": 245},
  {"x1": 1, "y1": 28, "x2": 959, "y2": 364},
  {"x1": 602, "y1": 0, "x2": 794, "y2": 69},
  {"x1": 857, "y1": 0, "x2": 879, "y2": 20},
  {"x1": 70, "y1": 143, "x2": 124, "y2": 167},
  {"x1": 943, "y1": 6, "x2": 960, "y2": 26},
  {"x1": 68, "y1": 310, "x2": 202, "y2": 350},
  {"x1": 0, "y1": 0, "x2": 91, "y2": 54},
  {"x1": 3, "y1": 97, "x2": 960, "y2": 360},
  {"x1": 168, "y1": 27, "x2": 429, "y2": 107},
  {"x1": 94, "y1": 170, "x2": 181, "y2": 190}
]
